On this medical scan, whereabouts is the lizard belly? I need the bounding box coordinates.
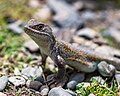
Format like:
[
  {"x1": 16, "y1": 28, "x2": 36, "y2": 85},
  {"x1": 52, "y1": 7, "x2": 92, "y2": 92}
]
[{"x1": 64, "y1": 59, "x2": 97, "y2": 73}]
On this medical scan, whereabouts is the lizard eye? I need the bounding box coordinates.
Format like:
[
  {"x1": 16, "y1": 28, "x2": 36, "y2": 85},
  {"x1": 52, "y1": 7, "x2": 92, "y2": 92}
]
[{"x1": 31, "y1": 24, "x2": 44, "y2": 30}]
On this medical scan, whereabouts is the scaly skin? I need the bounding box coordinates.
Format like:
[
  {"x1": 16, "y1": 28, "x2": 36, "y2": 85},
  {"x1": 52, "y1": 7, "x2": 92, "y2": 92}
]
[{"x1": 24, "y1": 19, "x2": 120, "y2": 84}]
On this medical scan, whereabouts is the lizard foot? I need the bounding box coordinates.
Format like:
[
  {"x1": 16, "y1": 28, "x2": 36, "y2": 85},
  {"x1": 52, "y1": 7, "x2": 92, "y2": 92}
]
[{"x1": 46, "y1": 74, "x2": 68, "y2": 88}]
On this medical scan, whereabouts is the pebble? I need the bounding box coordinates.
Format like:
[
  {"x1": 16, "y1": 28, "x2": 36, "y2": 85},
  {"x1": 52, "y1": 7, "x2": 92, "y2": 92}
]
[
  {"x1": 28, "y1": 0, "x2": 41, "y2": 8},
  {"x1": 95, "y1": 45, "x2": 120, "y2": 57},
  {"x1": 67, "y1": 72, "x2": 85, "y2": 89},
  {"x1": 14, "y1": 68, "x2": 21, "y2": 75},
  {"x1": 98, "y1": 61, "x2": 116, "y2": 77},
  {"x1": 47, "y1": 0, "x2": 82, "y2": 28},
  {"x1": 8, "y1": 20, "x2": 24, "y2": 34},
  {"x1": 9, "y1": 76, "x2": 25, "y2": 87},
  {"x1": 88, "y1": 93, "x2": 95, "y2": 96},
  {"x1": 0, "y1": 92, "x2": 7, "y2": 96},
  {"x1": 26, "y1": 80, "x2": 43, "y2": 91},
  {"x1": 102, "y1": 28, "x2": 120, "y2": 45},
  {"x1": 77, "y1": 28, "x2": 99, "y2": 40},
  {"x1": 48, "y1": 87, "x2": 73, "y2": 96},
  {"x1": 115, "y1": 74, "x2": 120, "y2": 83},
  {"x1": 34, "y1": 6, "x2": 52, "y2": 21},
  {"x1": 0, "y1": 76, "x2": 8, "y2": 91},
  {"x1": 40, "y1": 85, "x2": 49, "y2": 96},
  {"x1": 24, "y1": 40, "x2": 39, "y2": 53},
  {"x1": 21, "y1": 66, "x2": 42, "y2": 78},
  {"x1": 34, "y1": 76, "x2": 44, "y2": 84}
]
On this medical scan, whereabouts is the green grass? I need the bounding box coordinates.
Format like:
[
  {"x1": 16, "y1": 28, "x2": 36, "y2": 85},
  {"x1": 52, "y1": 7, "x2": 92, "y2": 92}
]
[{"x1": 75, "y1": 78, "x2": 118, "y2": 96}]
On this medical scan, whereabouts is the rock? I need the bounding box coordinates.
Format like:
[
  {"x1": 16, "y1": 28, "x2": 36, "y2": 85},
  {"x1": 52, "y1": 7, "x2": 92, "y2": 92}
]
[
  {"x1": 24, "y1": 40, "x2": 39, "y2": 53},
  {"x1": 0, "y1": 92, "x2": 7, "y2": 96},
  {"x1": 48, "y1": 87, "x2": 73, "y2": 96},
  {"x1": 28, "y1": 0, "x2": 41, "y2": 8},
  {"x1": 88, "y1": 93, "x2": 95, "y2": 96},
  {"x1": 8, "y1": 20, "x2": 24, "y2": 34},
  {"x1": 84, "y1": 41, "x2": 98, "y2": 49},
  {"x1": 93, "y1": 38, "x2": 108, "y2": 45},
  {"x1": 81, "y1": 11, "x2": 97, "y2": 22},
  {"x1": 95, "y1": 45, "x2": 120, "y2": 57},
  {"x1": 0, "y1": 76, "x2": 8, "y2": 91},
  {"x1": 65, "y1": 89, "x2": 76, "y2": 96},
  {"x1": 21, "y1": 66, "x2": 42, "y2": 78},
  {"x1": 40, "y1": 85, "x2": 49, "y2": 96},
  {"x1": 82, "y1": 82, "x2": 90, "y2": 88},
  {"x1": 9, "y1": 76, "x2": 25, "y2": 87},
  {"x1": 115, "y1": 74, "x2": 120, "y2": 83},
  {"x1": 77, "y1": 28, "x2": 99, "y2": 40},
  {"x1": 34, "y1": 6, "x2": 52, "y2": 21},
  {"x1": 14, "y1": 68, "x2": 21, "y2": 75},
  {"x1": 47, "y1": 0, "x2": 83, "y2": 28},
  {"x1": 102, "y1": 28, "x2": 120, "y2": 45},
  {"x1": 98, "y1": 61, "x2": 116, "y2": 77},
  {"x1": 72, "y1": 36, "x2": 86, "y2": 45},
  {"x1": 73, "y1": 1, "x2": 84, "y2": 11},
  {"x1": 26, "y1": 80, "x2": 43, "y2": 91},
  {"x1": 67, "y1": 72, "x2": 85, "y2": 89}
]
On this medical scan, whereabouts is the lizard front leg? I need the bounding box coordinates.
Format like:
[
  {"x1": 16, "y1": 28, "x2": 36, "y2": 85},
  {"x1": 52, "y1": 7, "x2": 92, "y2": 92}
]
[
  {"x1": 47, "y1": 54, "x2": 68, "y2": 88},
  {"x1": 41, "y1": 53, "x2": 47, "y2": 68}
]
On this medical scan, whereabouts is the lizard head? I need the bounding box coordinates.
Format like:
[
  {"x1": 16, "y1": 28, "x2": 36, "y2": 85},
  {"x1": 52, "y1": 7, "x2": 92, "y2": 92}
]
[{"x1": 24, "y1": 19, "x2": 56, "y2": 53}]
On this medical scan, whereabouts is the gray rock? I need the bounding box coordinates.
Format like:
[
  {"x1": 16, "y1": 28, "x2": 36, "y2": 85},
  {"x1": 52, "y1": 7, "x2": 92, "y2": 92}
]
[
  {"x1": 98, "y1": 61, "x2": 116, "y2": 77},
  {"x1": 0, "y1": 92, "x2": 7, "y2": 96},
  {"x1": 102, "y1": 28, "x2": 120, "y2": 45},
  {"x1": 67, "y1": 73, "x2": 85, "y2": 89},
  {"x1": 48, "y1": 87, "x2": 73, "y2": 96},
  {"x1": 81, "y1": 11, "x2": 97, "y2": 22},
  {"x1": 95, "y1": 45, "x2": 120, "y2": 57},
  {"x1": 77, "y1": 28, "x2": 99, "y2": 40},
  {"x1": 9, "y1": 76, "x2": 25, "y2": 86},
  {"x1": 24, "y1": 40, "x2": 39, "y2": 53},
  {"x1": 28, "y1": 0, "x2": 41, "y2": 8},
  {"x1": 21, "y1": 66, "x2": 42, "y2": 78},
  {"x1": 26, "y1": 80, "x2": 43, "y2": 91},
  {"x1": 33, "y1": 6, "x2": 52, "y2": 21},
  {"x1": 65, "y1": 89, "x2": 76, "y2": 96},
  {"x1": 0, "y1": 76, "x2": 8, "y2": 91},
  {"x1": 8, "y1": 20, "x2": 24, "y2": 34},
  {"x1": 115, "y1": 74, "x2": 120, "y2": 83},
  {"x1": 40, "y1": 85, "x2": 49, "y2": 96},
  {"x1": 47, "y1": 0, "x2": 83, "y2": 28}
]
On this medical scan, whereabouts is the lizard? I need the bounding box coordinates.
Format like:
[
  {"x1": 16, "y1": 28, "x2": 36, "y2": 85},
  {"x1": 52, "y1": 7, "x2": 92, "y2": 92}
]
[{"x1": 24, "y1": 19, "x2": 120, "y2": 86}]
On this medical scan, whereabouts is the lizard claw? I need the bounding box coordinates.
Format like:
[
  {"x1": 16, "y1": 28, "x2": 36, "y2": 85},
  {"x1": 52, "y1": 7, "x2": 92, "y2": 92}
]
[{"x1": 46, "y1": 74, "x2": 68, "y2": 88}]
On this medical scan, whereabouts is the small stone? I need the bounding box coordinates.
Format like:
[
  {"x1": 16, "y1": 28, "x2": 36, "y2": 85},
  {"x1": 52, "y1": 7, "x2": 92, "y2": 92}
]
[
  {"x1": 8, "y1": 20, "x2": 24, "y2": 34},
  {"x1": 77, "y1": 28, "x2": 99, "y2": 40},
  {"x1": 0, "y1": 76, "x2": 8, "y2": 91},
  {"x1": 115, "y1": 74, "x2": 120, "y2": 83},
  {"x1": 82, "y1": 82, "x2": 90, "y2": 88},
  {"x1": 0, "y1": 92, "x2": 7, "y2": 96},
  {"x1": 98, "y1": 61, "x2": 116, "y2": 77},
  {"x1": 34, "y1": 6, "x2": 52, "y2": 21},
  {"x1": 9, "y1": 76, "x2": 25, "y2": 87},
  {"x1": 21, "y1": 66, "x2": 42, "y2": 78},
  {"x1": 14, "y1": 68, "x2": 21, "y2": 75},
  {"x1": 81, "y1": 11, "x2": 96, "y2": 22},
  {"x1": 24, "y1": 40, "x2": 39, "y2": 53},
  {"x1": 95, "y1": 45, "x2": 120, "y2": 57},
  {"x1": 40, "y1": 85, "x2": 49, "y2": 96},
  {"x1": 72, "y1": 36, "x2": 86, "y2": 45},
  {"x1": 26, "y1": 80, "x2": 43, "y2": 91},
  {"x1": 67, "y1": 72, "x2": 85, "y2": 89},
  {"x1": 48, "y1": 87, "x2": 73, "y2": 96},
  {"x1": 88, "y1": 93, "x2": 95, "y2": 96},
  {"x1": 73, "y1": 1, "x2": 84, "y2": 11},
  {"x1": 65, "y1": 89, "x2": 76, "y2": 96},
  {"x1": 28, "y1": 0, "x2": 41, "y2": 8}
]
